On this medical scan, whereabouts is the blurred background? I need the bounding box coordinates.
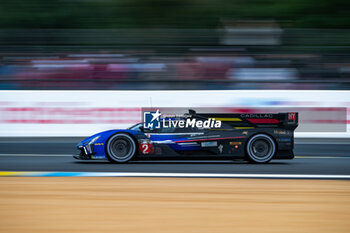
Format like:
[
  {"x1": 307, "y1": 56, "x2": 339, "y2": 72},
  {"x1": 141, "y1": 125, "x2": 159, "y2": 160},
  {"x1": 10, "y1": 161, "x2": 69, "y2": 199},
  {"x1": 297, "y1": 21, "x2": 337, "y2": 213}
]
[
  {"x1": 0, "y1": 0, "x2": 349, "y2": 90},
  {"x1": 0, "y1": 3, "x2": 349, "y2": 233}
]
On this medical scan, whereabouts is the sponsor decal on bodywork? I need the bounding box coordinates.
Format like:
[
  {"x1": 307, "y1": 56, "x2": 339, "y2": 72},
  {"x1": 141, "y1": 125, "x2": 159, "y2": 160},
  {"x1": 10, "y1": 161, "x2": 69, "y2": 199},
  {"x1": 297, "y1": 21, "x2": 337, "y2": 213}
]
[
  {"x1": 201, "y1": 141, "x2": 218, "y2": 147},
  {"x1": 143, "y1": 109, "x2": 222, "y2": 130},
  {"x1": 288, "y1": 112, "x2": 296, "y2": 120},
  {"x1": 229, "y1": 141, "x2": 242, "y2": 145},
  {"x1": 218, "y1": 144, "x2": 223, "y2": 153},
  {"x1": 94, "y1": 143, "x2": 104, "y2": 146},
  {"x1": 273, "y1": 130, "x2": 290, "y2": 135},
  {"x1": 278, "y1": 138, "x2": 292, "y2": 142},
  {"x1": 240, "y1": 114, "x2": 274, "y2": 118}
]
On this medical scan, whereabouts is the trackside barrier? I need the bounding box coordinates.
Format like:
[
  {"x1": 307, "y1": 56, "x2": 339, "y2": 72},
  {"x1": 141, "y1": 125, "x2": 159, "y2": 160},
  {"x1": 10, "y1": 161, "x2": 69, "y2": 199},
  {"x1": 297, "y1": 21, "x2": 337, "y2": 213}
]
[{"x1": 0, "y1": 90, "x2": 349, "y2": 138}]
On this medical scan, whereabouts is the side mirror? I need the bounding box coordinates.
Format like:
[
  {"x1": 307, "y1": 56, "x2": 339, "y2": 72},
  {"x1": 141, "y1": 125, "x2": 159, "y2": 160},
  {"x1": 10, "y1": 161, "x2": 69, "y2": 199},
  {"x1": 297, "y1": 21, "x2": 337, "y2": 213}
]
[{"x1": 189, "y1": 109, "x2": 196, "y2": 115}]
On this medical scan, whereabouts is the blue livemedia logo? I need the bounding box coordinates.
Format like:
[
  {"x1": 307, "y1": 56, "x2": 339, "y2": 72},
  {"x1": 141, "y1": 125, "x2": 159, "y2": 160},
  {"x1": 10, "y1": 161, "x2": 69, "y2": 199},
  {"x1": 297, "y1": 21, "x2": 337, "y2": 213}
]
[{"x1": 143, "y1": 109, "x2": 161, "y2": 129}]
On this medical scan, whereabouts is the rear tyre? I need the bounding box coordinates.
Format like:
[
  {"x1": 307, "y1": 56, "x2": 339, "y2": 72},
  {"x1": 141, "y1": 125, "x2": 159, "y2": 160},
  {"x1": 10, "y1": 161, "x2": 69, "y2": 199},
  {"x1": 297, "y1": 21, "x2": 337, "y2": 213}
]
[
  {"x1": 106, "y1": 133, "x2": 136, "y2": 163},
  {"x1": 246, "y1": 134, "x2": 276, "y2": 163}
]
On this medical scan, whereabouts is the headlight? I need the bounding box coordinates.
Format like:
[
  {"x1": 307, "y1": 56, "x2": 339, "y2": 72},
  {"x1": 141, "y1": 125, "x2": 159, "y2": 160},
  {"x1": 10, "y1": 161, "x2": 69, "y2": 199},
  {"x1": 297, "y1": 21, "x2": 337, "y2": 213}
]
[{"x1": 88, "y1": 136, "x2": 100, "y2": 145}]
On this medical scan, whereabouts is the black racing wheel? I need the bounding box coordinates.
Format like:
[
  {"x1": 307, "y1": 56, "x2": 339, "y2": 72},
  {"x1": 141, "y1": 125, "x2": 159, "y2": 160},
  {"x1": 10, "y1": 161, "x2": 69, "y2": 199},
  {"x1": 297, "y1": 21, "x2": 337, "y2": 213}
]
[
  {"x1": 106, "y1": 133, "x2": 136, "y2": 163},
  {"x1": 246, "y1": 134, "x2": 276, "y2": 163}
]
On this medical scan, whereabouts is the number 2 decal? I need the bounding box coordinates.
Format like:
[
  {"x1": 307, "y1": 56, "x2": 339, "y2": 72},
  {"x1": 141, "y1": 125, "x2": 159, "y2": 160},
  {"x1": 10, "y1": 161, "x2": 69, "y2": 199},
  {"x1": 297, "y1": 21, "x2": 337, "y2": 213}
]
[
  {"x1": 139, "y1": 142, "x2": 153, "y2": 155},
  {"x1": 142, "y1": 144, "x2": 149, "y2": 154}
]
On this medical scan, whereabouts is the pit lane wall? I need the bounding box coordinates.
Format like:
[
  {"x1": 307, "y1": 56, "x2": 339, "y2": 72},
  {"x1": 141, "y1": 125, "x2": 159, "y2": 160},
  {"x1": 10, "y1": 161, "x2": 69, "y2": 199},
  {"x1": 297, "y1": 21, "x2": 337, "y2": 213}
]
[{"x1": 0, "y1": 90, "x2": 349, "y2": 138}]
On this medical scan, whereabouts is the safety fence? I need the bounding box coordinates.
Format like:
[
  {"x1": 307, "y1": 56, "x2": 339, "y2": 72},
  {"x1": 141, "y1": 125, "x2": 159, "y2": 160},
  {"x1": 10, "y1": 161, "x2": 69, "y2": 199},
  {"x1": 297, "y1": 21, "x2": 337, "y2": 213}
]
[{"x1": 0, "y1": 90, "x2": 348, "y2": 137}]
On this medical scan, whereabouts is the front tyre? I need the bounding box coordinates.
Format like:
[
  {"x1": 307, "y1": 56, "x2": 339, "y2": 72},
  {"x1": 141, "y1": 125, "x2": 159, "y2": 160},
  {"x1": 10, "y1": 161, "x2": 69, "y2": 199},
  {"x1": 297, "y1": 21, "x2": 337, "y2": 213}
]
[
  {"x1": 106, "y1": 133, "x2": 136, "y2": 163},
  {"x1": 246, "y1": 134, "x2": 276, "y2": 163}
]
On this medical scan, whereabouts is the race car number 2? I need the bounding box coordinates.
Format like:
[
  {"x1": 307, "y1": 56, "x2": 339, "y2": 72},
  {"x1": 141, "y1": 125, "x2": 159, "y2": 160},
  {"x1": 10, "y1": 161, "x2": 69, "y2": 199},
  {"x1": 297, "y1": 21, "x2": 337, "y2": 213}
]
[{"x1": 139, "y1": 143, "x2": 153, "y2": 154}]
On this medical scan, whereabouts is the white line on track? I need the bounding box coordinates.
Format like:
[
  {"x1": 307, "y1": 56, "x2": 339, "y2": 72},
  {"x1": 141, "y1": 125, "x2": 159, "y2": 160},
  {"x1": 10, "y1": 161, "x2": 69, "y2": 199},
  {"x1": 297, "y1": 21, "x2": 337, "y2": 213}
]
[
  {"x1": 41, "y1": 172, "x2": 350, "y2": 179},
  {"x1": 295, "y1": 156, "x2": 350, "y2": 158},
  {"x1": 1, "y1": 171, "x2": 350, "y2": 179}
]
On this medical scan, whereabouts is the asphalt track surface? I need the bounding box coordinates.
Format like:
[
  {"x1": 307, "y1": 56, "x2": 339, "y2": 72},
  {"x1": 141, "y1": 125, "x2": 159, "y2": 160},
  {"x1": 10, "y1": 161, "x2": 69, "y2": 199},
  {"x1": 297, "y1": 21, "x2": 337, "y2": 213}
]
[{"x1": 0, "y1": 138, "x2": 349, "y2": 176}]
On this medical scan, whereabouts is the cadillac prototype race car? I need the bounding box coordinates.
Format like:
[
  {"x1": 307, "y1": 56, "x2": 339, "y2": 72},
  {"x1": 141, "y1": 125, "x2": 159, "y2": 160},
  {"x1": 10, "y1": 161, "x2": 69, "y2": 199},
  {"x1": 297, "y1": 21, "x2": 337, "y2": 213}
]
[{"x1": 74, "y1": 110, "x2": 298, "y2": 163}]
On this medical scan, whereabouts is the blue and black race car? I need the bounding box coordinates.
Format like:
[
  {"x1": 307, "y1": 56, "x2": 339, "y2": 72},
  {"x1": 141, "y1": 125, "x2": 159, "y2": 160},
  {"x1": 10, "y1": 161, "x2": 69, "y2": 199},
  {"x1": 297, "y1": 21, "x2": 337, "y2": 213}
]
[{"x1": 74, "y1": 110, "x2": 298, "y2": 163}]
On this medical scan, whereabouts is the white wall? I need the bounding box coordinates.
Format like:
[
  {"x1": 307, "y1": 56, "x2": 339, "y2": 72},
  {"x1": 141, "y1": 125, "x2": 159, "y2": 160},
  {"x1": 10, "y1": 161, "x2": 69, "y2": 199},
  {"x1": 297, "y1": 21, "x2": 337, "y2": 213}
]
[{"x1": 0, "y1": 90, "x2": 349, "y2": 137}]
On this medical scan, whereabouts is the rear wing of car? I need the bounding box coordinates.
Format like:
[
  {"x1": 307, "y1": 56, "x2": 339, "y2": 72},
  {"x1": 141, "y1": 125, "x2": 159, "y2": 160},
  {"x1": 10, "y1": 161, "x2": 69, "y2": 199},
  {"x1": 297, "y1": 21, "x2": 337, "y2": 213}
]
[{"x1": 190, "y1": 110, "x2": 298, "y2": 130}]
